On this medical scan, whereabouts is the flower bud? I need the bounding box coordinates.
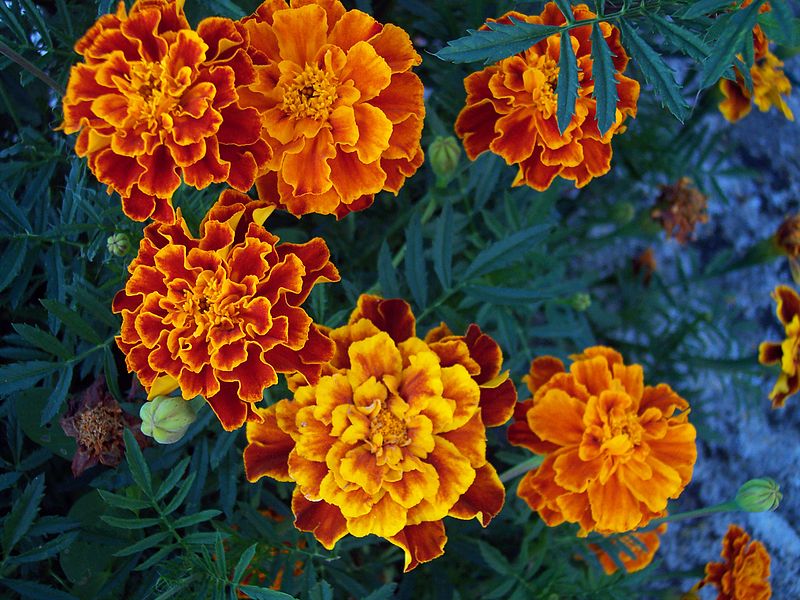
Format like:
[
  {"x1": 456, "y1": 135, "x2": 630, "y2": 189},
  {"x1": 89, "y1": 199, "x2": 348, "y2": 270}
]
[
  {"x1": 611, "y1": 202, "x2": 635, "y2": 225},
  {"x1": 428, "y1": 136, "x2": 461, "y2": 184},
  {"x1": 107, "y1": 233, "x2": 131, "y2": 256},
  {"x1": 735, "y1": 478, "x2": 782, "y2": 513},
  {"x1": 140, "y1": 396, "x2": 196, "y2": 444},
  {"x1": 569, "y1": 292, "x2": 591, "y2": 312}
]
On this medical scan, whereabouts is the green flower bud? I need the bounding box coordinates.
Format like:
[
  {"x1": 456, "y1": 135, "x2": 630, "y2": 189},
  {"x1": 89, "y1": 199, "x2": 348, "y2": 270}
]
[
  {"x1": 107, "y1": 233, "x2": 131, "y2": 257},
  {"x1": 735, "y1": 478, "x2": 782, "y2": 512},
  {"x1": 611, "y1": 202, "x2": 636, "y2": 225},
  {"x1": 428, "y1": 136, "x2": 461, "y2": 184},
  {"x1": 569, "y1": 292, "x2": 591, "y2": 312},
  {"x1": 140, "y1": 396, "x2": 196, "y2": 444}
]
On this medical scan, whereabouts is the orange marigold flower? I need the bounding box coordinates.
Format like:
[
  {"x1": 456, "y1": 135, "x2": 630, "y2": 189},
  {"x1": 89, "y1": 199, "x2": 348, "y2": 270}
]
[
  {"x1": 651, "y1": 177, "x2": 709, "y2": 244},
  {"x1": 239, "y1": 0, "x2": 425, "y2": 218},
  {"x1": 700, "y1": 524, "x2": 772, "y2": 600},
  {"x1": 111, "y1": 189, "x2": 339, "y2": 431},
  {"x1": 454, "y1": 3, "x2": 639, "y2": 191},
  {"x1": 62, "y1": 0, "x2": 271, "y2": 223},
  {"x1": 243, "y1": 295, "x2": 517, "y2": 571},
  {"x1": 758, "y1": 285, "x2": 800, "y2": 408},
  {"x1": 508, "y1": 347, "x2": 697, "y2": 535},
  {"x1": 719, "y1": 2, "x2": 793, "y2": 123},
  {"x1": 589, "y1": 524, "x2": 666, "y2": 575}
]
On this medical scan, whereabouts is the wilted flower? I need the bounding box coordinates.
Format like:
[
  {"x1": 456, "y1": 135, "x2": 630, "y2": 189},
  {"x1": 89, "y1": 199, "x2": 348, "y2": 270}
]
[
  {"x1": 455, "y1": 2, "x2": 639, "y2": 191},
  {"x1": 735, "y1": 478, "x2": 782, "y2": 513},
  {"x1": 239, "y1": 0, "x2": 425, "y2": 218},
  {"x1": 699, "y1": 525, "x2": 771, "y2": 600},
  {"x1": 589, "y1": 524, "x2": 667, "y2": 575},
  {"x1": 244, "y1": 295, "x2": 517, "y2": 571},
  {"x1": 61, "y1": 0, "x2": 270, "y2": 222},
  {"x1": 758, "y1": 285, "x2": 800, "y2": 408},
  {"x1": 60, "y1": 378, "x2": 146, "y2": 476},
  {"x1": 651, "y1": 178, "x2": 709, "y2": 244},
  {"x1": 774, "y1": 214, "x2": 800, "y2": 258},
  {"x1": 112, "y1": 189, "x2": 340, "y2": 430},
  {"x1": 632, "y1": 247, "x2": 657, "y2": 286},
  {"x1": 508, "y1": 347, "x2": 697, "y2": 534},
  {"x1": 140, "y1": 395, "x2": 197, "y2": 444}
]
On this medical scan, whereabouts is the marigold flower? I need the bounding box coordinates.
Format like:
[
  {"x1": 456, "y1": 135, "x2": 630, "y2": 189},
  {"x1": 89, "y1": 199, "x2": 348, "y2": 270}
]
[
  {"x1": 244, "y1": 295, "x2": 517, "y2": 571},
  {"x1": 112, "y1": 189, "x2": 340, "y2": 431},
  {"x1": 454, "y1": 3, "x2": 639, "y2": 191},
  {"x1": 589, "y1": 523, "x2": 666, "y2": 575},
  {"x1": 719, "y1": 2, "x2": 793, "y2": 123},
  {"x1": 700, "y1": 524, "x2": 771, "y2": 600},
  {"x1": 508, "y1": 347, "x2": 697, "y2": 535},
  {"x1": 758, "y1": 285, "x2": 800, "y2": 408},
  {"x1": 238, "y1": 0, "x2": 425, "y2": 218},
  {"x1": 62, "y1": 0, "x2": 271, "y2": 222},
  {"x1": 651, "y1": 178, "x2": 709, "y2": 244},
  {"x1": 774, "y1": 213, "x2": 800, "y2": 259}
]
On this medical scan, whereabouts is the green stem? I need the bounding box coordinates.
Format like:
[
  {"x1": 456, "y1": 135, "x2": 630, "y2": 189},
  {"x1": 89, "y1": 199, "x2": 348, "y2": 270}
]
[
  {"x1": 0, "y1": 39, "x2": 65, "y2": 96},
  {"x1": 644, "y1": 501, "x2": 739, "y2": 529},
  {"x1": 499, "y1": 456, "x2": 544, "y2": 483}
]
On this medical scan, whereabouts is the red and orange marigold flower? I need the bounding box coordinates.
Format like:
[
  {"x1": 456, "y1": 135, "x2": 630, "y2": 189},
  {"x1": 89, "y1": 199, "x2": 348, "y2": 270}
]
[
  {"x1": 62, "y1": 0, "x2": 270, "y2": 222},
  {"x1": 696, "y1": 524, "x2": 772, "y2": 600},
  {"x1": 112, "y1": 189, "x2": 339, "y2": 431},
  {"x1": 455, "y1": 3, "x2": 639, "y2": 191},
  {"x1": 758, "y1": 285, "x2": 800, "y2": 408},
  {"x1": 508, "y1": 347, "x2": 696, "y2": 535},
  {"x1": 238, "y1": 0, "x2": 425, "y2": 218},
  {"x1": 244, "y1": 295, "x2": 517, "y2": 571}
]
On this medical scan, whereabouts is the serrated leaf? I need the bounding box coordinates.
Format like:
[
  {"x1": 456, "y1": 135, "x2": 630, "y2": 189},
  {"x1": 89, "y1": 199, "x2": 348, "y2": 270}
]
[
  {"x1": 700, "y1": 1, "x2": 765, "y2": 88},
  {"x1": 758, "y1": 8, "x2": 799, "y2": 45},
  {"x1": 432, "y1": 200, "x2": 454, "y2": 290},
  {"x1": 7, "y1": 530, "x2": 79, "y2": 565},
  {"x1": 40, "y1": 299, "x2": 103, "y2": 345},
  {"x1": 2, "y1": 474, "x2": 44, "y2": 554},
  {"x1": 97, "y1": 489, "x2": 151, "y2": 511},
  {"x1": 1, "y1": 579, "x2": 79, "y2": 600},
  {"x1": 682, "y1": 0, "x2": 734, "y2": 19},
  {"x1": 620, "y1": 20, "x2": 690, "y2": 122},
  {"x1": 464, "y1": 224, "x2": 549, "y2": 279},
  {"x1": 239, "y1": 586, "x2": 296, "y2": 600},
  {"x1": 156, "y1": 457, "x2": 191, "y2": 500},
  {"x1": 435, "y1": 18, "x2": 561, "y2": 64},
  {"x1": 163, "y1": 471, "x2": 196, "y2": 515},
  {"x1": 0, "y1": 361, "x2": 61, "y2": 396},
  {"x1": 12, "y1": 323, "x2": 72, "y2": 360},
  {"x1": 113, "y1": 530, "x2": 171, "y2": 557},
  {"x1": 377, "y1": 241, "x2": 400, "y2": 298},
  {"x1": 590, "y1": 23, "x2": 618, "y2": 135},
  {"x1": 477, "y1": 541, "x2": 512, "y2": 574},
  {"x1": 556, "y1": 29, "x2": 579, "y2": 134},
  {"x1": 0, "y1": 240, "x2": 28, "y2": 294},
  {"x1": 40, "y1": 366, "x2": 72, "y2": 426},
  {"x1": 100, "y1": 515, "x2": 161, "y2": 529},
  {"x1": 404, "y1": 211, "x2": 427, "y2": 308},
  {"x1": 649, "y1": 15, "x2": 710, "y2": 61},
  {"x1": 233, "y1": 544, "x2": 258, "y2": 585},
  {"x1": 310, "y1": 581, "x2": 333, "y2": 600},
  {"x1": 554, "y1": 0, "x2": 574, "y2": 22},
  {"x1": 124, "y1": 428, "x2": 152, "y2": 495},
  {"x1": 173, "y1": 509, "x2": 221, "y2": 529},
  {"x1": 364, "y1": 584, "x2": 398, "y2": 600}
]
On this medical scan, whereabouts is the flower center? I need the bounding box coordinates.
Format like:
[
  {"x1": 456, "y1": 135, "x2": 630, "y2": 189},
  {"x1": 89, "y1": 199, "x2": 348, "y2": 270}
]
[
  {"x1": 529, "y1": 53, "x2": 560, "y2": 118},
  {"x1": 76, "y1": 405, "x2": 123, "y2": 454},
  {"x1": 369, "y1": 401, "x2": 410, "y2": 449},
  {"x1": 607, "y1": 412, "x2": 644, "y2": 447},
  {"x1": 181, "y1": 271, "x2": 237, "y2": 331},
  {"x1": 126, "y1": 59, "x2": 182, "y2": 131},
  {"x1": 282, "y1": 64, "x2": 338, "y2": 120}
]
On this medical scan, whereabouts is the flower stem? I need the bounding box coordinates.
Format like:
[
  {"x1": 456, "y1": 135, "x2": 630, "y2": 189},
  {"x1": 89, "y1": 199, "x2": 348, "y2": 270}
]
[
  {"x1": 644, "y1": 501, "x2": 740, "y2": 529},
  {"x1": 499, "y1": 456, "x2": 544, "y2": 483}
]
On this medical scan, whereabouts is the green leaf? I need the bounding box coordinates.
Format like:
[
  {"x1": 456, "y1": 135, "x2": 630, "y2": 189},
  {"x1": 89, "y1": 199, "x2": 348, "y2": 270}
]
[
  {"x1": 163, "y1": 472, "x2": 196, "y2": 515},
  {"x1": 97, "y1": 489, "x2": 151, "y2": 511},
  {"x1": 18, "y1": 0, "x2": 53, "y2": 48},
  {"x1": 124, "y1": 428, "x2": 152, "y2": 495},
  {"x1": 173, "y1": 509, "x2": 221, "y2": 529},
  {"x1": 40, "y1": 365, "x2": 73, "y2": 426},
  {"x1": 463, "y1": 224, "x2": 549, "y2": 279},
  {"x1": 11, "y1": 323, "x2": 72, "y2": 360},
  {"x1": 766, "y1": 0, "x2": 796, "y2": 45},
  {"x1": 682, "y1": 0, "x2": 735, "y2": 19},
  {"x1": 133, "y1": 543, "x2": 178, "y2": 571},
  {"x1": 40, "y1": 299, "x2": 104, "y2": 345},
  {"x1": 100, "y1": 515, "x2": 161, "y2": 529},
  {"x1": 310, "y1": 581, "x2": 334, "y2": 600},
  {"x1": 0, "y1": 240, "x2": 28, "y2": 294},
  {"x1": 113, "y1": 531, "x2": 171, "y2": 557},
  {"x1": 432, "y1": 200, "x2": 454, "y2": 290},
  {"x1": 619, "y1": 20, "x2": 690, "y2": 122},
  {"x1": 556, "y1": 29, "x2": 579, "y2": 134},
  {"x1": 477, "y1": 541, "x2": 512, "y2": 574},
  {"x1": 377, "y1": 241, "x2": 400, "y2": 298},
  {"x1": 554, "y1": 0, "x2": 574, "y2": 22},
  {"x1": 239, "y1": 586, "x2": 296, "y2": 600},
  {"x1": 364, "y1": 584, "x2": 398, "y2": 600},
  {"x1": 7, "y1": 531, "x2": 79, "y2": 565},
  {"x1": 1, "y1": 579, "x2": 79, "y2": 600},
  {"x1": 404, "y1": 211, "x2": 428, "y2": 308},
  {"x1": 0, "y1": 472, "x2": 21, "y2": 492},
  {"x1": 2, "y1": 474, "x2": 44, "y2": 554},
  {"x1": 649, "y1": 15, "x2": 711, "y2": 61},
  {"x1": 233, "y1": 544, "x2": 258, "y2": 585},
  {"x1": 0, "y1": 361, "x2": 61, "y2": 395},
  {"x1": 435, "y1": 18, "x2": 561, "y2": 64},
  {"x1": 590, "y1": 23, "x2": 618, "y2": 135},
  {"x1": 700, "y1": 1, "x2": 765, "y2": 88},
  {"x1": 103, "y1": 346, "x2": 122, "y2": 401},
  {"x1": 156, "y1": 457, "x2": 191, "y2": 500}
]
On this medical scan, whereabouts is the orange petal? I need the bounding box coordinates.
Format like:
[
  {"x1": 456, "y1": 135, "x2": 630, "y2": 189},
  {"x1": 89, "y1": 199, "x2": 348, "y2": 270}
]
[
  {"x1": 455, "y1": 98, "x2": 499, "y2": 160},
  {"x1": 388, "y1": 520, "x2": 447, "y2": 572},
  {"x1": 346, "y1": 491, "x2": 407, "y2": 538},
  {"x1": 369, "y1": 23, "x2": 421, "y2": 73},
  {"x1": 244, "y1": 406, "x2": 294, "y2": 482},
  {"x1": 774, "y1": 285, "x2": 800, "y2": 325},
  {"x1": 529, "y1": 388, "x2": 586, "y2": 446},
  {"x1": 587, "y1": 471, "x2": 643, "y2": 533},
  {"x1": 271, "y1": 3, "x2": 327, "y2": 67},
  {"x1": 280, "y1": 131, "x2": 336, "y2": 196},
  {"x1": 329, "y1": 148, "x2": 386, "y2": 201},
  {"x1": 490, "y1": 109, "x2": 537, "y2": 165},
  {"x1": 448, "y1": 463, "x2": 505, "y2": 526},
  {"x1": 352, "y1": 103, "x2": 393, "y2": 163},
  {"x1": 341, "y1": 41, "x2": 392, "y2": 102},
  {"x1": 292, "y1": 490, "x2": 348, "y2": 550},
  {"x1": 523, "y1": 356, "x2": 565, "y2": 395},
  {"x1": 329, "y1": 8, "x2": 381, "y2": 51}
]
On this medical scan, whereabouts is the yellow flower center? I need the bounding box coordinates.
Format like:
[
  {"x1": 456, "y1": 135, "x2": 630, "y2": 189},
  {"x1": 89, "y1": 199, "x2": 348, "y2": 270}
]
[
  {"x1": 601, "y1": 410, "x2": 644, "y2": 455},
  {"x1": 180, "y1": 271, "x2": 238, "y2": 331},
  {"x1": 370, "y1": 401, "x2": 410, "y2": 448},
  {"x1": 126, "y1": 60, "x2": 184, "y2": 132},
  {"x1": 282, "y1": 64, "x2": 338, "y2": 120},
  {"x1": 528, "y1": 53, "x2": 560, "y2": 118}
]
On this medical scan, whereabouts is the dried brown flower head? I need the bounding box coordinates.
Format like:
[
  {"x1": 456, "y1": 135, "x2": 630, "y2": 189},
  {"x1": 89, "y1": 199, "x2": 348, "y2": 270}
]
[{"x1": 651, "y1": 178, "x2": 709, "y2": 244}]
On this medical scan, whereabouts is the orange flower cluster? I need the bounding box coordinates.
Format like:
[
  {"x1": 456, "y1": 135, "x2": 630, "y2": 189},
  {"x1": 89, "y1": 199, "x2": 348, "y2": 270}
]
[
  {"x1": 719, "y1": 2, "x2": 793, "y2": 123},
  {"x1": 112, "y1": 189, "x2": 339, "y2": 430},
  {"x1": 651, "y1": 178, "x2": 709, "y2": 244},
  {"x1": 62, "y1": 0, "x2": 270, "y2": 222},
  {"x1": 700, "y1": 525, "x2": 771, "y2": 600},
  {"x1": 243, "y1": 295, "x2": 517, "y2": 571},
  {"x1": 508, "y1": 347, "x2": 697, "y2": 534},
  {"x1": 240, "y1": 0, "x2": 425, "y2": 218},
  {"x1": 455, "y1": 3, "x2": 639, "y2": 191},
  {"x1": 759, "y1": 285, "x2": 800, "y2": 408},
  {"x1": 589, "y1": 524, "x2": 666, "y2": 575}
]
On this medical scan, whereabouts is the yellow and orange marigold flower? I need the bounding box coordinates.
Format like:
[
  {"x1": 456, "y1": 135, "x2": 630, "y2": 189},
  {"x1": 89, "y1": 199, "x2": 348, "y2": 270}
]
[
  {"x1": 112, "y1": 189, "x2": 339, "y2": 430},
  {"x1": 719, "y1": 2, "x2": 793, "y2": 123},
  {"x1": 589, "y1": 524, "x2": 666, "y2": 575},
  {"x1": 454, "y1": 3, "x2": 639, "y2": 191},
  {"x1": 508, "y1": 347, "x2": 696, "y2": 535},
  {"x1": 62, "y1": 0, "x2": 271, "y2": 222},
  {"x1": 758, "y1": 285, "x2": 800, "y2": 408},
  {"x1": 244, "y1": 295, "x2": 517, "y2": 571},
  {"x1": 698, "y1": 524, "x2": 772, "y2": 600},
  {"x1": 238, "y1": 0, "x2": 425, "y2": 218}
]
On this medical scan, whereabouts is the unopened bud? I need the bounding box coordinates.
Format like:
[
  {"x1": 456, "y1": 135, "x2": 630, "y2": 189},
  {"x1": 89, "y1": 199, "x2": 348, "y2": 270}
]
[
  {"x1": 107, "y1": 233, "x2": 131, "y2": 256},
  {"x1": 429, "y1": 136, "x2": 461, "y2": 184},
  {"x1": 140, "y1": 396, "x2": 196, "y2": 444},
  {"x1": 735, "y1": 478, "x2": 782, "y2": 512},
  {"x1": 569, "y1": 292, "x2": 591, "y2": 312},
  {"x1": 611, "y1": 202, "x2": 636, "y2": 225}
]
